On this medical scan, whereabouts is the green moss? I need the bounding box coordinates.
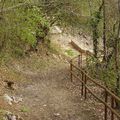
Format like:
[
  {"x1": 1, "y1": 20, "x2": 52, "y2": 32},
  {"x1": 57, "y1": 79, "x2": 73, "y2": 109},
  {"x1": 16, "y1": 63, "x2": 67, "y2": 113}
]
[
  {"x1": 65, "y1": 49, "x2": 75, "y2": 56},
  {"x1": 0, "y1": 109, "x2": 6, "y2": 120},
  {"x1": 21, "y1": 106, "x2": 30, "y2": 113}
]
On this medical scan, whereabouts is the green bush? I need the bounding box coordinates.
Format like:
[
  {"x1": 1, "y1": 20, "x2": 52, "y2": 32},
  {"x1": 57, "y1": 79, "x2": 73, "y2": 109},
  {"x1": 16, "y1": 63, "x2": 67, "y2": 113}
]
[{"x1": 0, "y1": 4, "x2": 50, "y2": 58}]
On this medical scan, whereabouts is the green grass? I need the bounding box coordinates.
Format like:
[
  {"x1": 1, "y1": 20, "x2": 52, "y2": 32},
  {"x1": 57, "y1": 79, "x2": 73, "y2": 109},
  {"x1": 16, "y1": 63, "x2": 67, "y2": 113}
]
[
  {"x1": 21, "y1": 106, "x2": 30, "y2": 113},
  {"x1": 65, "y1": 49, "x2": 75, "y2": 56},
  {"x1": 48, "y1": 42, "x2": 62, "y2": 55},
  {"x1": 0, "y1": 109, "x2": 6, "y2": 120}
]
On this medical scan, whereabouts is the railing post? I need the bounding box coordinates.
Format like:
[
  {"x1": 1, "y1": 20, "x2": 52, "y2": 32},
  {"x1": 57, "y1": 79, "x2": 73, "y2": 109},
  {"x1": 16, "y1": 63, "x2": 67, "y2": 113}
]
[
  {"x1": 81, "y1": 52, "x2": 82, "y2": 68},
  {"x1": 78, "y1": 54, "x2": 80, "y2": 68},
  {"x1": 70, "y1": 60, "x2": 73, "y2": 82},
  {"x1": 84, "y1": 74, "x2": 87, "y2": 100},
  {"x1": 81, "y1": 71, "x2": 84, "y2": 96},
  {"x1": 111, "y1": 96, "x2": 114, "y2": 120},
  {"x1": 86, "y1": 54, "x2": 88, "y2": 66},
  {"x1": 104, "y1": 89, "x2": 108, "y2": 120}
]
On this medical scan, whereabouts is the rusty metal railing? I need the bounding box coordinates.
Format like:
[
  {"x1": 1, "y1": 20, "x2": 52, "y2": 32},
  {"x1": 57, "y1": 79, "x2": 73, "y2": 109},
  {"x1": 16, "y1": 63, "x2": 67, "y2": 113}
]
[{"x1": 70, "y1": 54, "x2": 120, "y2": 120}]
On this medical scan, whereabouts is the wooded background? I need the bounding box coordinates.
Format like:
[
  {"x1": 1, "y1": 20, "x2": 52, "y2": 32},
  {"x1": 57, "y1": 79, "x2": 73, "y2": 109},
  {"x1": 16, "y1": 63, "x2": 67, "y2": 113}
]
[{"x1": 0, "y1": 0, "x2": 120, "y2": 98}]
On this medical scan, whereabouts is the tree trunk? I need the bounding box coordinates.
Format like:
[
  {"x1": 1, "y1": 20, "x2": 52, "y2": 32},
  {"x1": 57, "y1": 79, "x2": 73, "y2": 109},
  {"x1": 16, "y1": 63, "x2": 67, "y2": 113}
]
[
  {"x1": 103, "y1": 0, "x2": 107, "y2": 62},
  {"x1": 114, "y1": 0, "x2": 120, "y2": 109}
]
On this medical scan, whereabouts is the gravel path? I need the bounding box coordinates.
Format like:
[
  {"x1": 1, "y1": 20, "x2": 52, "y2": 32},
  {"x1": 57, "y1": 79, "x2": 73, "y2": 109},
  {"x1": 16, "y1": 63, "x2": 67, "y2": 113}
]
[{"x1": 14, "y1": 59, "x2": 99, "y2": 120}]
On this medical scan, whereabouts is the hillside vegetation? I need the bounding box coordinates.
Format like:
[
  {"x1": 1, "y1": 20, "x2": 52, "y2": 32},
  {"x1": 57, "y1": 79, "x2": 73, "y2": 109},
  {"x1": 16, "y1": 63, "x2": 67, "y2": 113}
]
[{"x1": 0, "y1": 0, "x2": 120, "y2": 116}]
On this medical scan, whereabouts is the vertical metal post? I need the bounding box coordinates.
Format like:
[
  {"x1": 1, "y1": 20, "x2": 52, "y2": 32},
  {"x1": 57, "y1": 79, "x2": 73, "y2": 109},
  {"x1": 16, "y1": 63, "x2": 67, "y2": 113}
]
[
  {"x1": 111, "y1": 96, "x2": 114, "y2": 120},
  {"x1": 77, "y1": 55, "x2": 81, "y2": 76},
  {"x1": 81, "y1": 71, "x2": 84, "y2": 96},
  {"x1": 81, "y1": 52, "x2": 82, "y2": 68},
  {"x1": 70, "y1": 60, "x2": 73, "y2": 82},
  {"x1": 105, "y1": 89, "x2": 108, "y2": 120},
  {"x1": 84, "y1": 74, "x2": 87, "y2": 100},
  {"x1": 86, "y1": 54, "x2": 88, "y2": 66},
  {"x1": 78, "y1": 55, "x2": 80, "y2": 67}
]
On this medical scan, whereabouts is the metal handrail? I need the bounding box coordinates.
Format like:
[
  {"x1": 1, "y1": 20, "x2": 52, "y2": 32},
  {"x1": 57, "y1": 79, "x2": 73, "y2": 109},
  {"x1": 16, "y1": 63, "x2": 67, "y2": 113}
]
[{"x1": 70, "y1": 54, "x2": 120, "y2": 120}]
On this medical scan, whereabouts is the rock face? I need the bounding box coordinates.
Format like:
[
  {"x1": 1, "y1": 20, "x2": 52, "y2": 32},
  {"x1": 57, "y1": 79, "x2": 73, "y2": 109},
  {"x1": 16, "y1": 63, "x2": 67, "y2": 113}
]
[
  {"x1": 3, "y1": 94, "x2": 13, "y2": 105},
  {"x1": 3, "y1": 94, "x2": 23, "y2": 105},
  {"x1": 49, "y1": 26, "x2": 62, "y2": 34},
  {"x1": 49, "y1": 26, "x2": 93, "y2": 54},
  {"x1": 4, "y1": 111, "x2": 23, "y2": 120}
]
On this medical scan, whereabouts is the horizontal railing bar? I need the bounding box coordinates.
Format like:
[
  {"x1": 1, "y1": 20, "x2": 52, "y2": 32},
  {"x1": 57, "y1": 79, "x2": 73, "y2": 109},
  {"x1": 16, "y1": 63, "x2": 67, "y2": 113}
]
[
  {"x1": 71, "y1": 63, "x2": 106, "y2": 89},
  {"x1": 71, "y1": 63, "x2": 120, "y2": 102},
  {"x1": 71, "y1": 71, "x2": 84, "y2": 84},
  {"x1": 71, "y1": 55, "x2": 80, "y2": 61},
  {"x1": 71, "y1": 71, "x2": 120, "y2": 119},
  {"x1": 86, "y1": 86, "x2": 120, "y2": 119},
  {"x1": 71, "y1": 54, "x2": 92, "y2": 62},
  {"x1": 70, "y1": 41, "x2": 93, "y2": 56}
]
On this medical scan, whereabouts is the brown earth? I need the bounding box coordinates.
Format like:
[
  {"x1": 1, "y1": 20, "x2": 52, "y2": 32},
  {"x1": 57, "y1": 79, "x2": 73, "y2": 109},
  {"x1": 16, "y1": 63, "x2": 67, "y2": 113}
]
[{"x1": 0, "y1": 53, "x2": 102, "y2": 120}]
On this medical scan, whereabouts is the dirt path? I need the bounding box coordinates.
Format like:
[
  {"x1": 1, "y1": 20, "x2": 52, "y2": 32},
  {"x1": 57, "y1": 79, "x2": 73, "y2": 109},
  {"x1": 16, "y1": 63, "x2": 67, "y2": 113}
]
[{"x1": 11, "y1": 58, "x2": 100, "y2": 120}]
